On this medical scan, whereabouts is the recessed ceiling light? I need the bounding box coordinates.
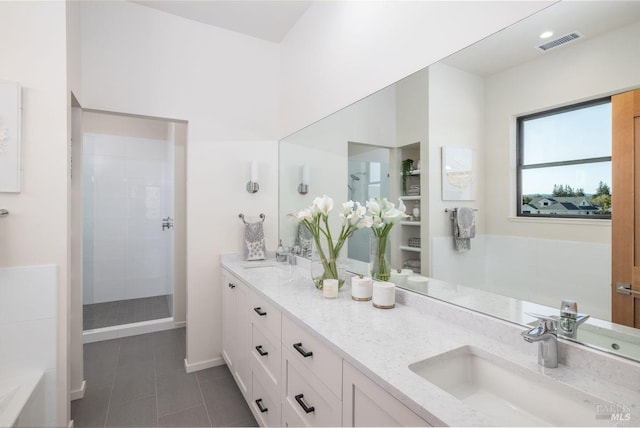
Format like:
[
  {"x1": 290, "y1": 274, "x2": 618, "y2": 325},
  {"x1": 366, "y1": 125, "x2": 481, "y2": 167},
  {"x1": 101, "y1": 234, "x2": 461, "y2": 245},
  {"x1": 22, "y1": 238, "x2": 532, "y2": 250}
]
[{"x1": 540, "y1": 31, "x2": 554, "y2": 39}]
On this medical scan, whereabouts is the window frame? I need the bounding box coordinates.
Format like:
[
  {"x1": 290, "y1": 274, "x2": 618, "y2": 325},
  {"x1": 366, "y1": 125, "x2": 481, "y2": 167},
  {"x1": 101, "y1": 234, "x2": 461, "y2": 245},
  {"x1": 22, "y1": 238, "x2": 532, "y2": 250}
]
[{"x1": 516, "y1": 97, "x2": 612, "y2": 220}]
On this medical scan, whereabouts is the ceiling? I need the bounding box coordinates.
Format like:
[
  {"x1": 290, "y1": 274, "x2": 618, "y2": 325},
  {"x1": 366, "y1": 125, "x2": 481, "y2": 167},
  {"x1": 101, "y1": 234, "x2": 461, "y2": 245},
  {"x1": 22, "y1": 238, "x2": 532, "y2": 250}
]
[
  {"x1": 442, "y1": 1, "x2": 640, "y2": 77},
  {"x1": 132, "y1": 0, "x2": 313, "y2": 43}
]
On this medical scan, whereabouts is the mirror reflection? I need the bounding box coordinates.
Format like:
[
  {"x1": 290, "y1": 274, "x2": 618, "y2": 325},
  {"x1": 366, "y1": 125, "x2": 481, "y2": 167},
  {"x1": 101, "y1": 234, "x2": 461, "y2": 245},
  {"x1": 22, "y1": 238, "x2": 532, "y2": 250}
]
[{"x1": 279, "y1": 1, "x2": 640, "y2": 361}]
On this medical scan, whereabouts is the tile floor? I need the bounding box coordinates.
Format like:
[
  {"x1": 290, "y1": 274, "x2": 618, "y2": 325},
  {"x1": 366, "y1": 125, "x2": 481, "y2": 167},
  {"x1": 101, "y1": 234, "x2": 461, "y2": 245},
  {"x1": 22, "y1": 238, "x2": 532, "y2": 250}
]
[
  {"x1": 71, "y1": 328, "x2": 257, "y2": 427},
  {"x1": 83, "y1": 295, "x2": 172, "y2": 330}
]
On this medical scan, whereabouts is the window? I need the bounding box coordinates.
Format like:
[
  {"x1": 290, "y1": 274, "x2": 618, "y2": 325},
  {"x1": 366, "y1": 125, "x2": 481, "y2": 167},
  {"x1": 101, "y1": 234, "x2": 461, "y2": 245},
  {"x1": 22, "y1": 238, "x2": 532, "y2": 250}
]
[{"x1": 517, "y1": 98, "x2": 612, "y2": 219}]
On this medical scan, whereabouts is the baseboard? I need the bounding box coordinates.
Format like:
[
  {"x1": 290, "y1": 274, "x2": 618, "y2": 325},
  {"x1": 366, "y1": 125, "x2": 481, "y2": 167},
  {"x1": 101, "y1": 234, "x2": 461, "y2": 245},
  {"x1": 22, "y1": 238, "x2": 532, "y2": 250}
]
[
  {"x1": 184, "y1": 356, "x2": 225, "y2": 373},
  {"x1": 83, "y1": 318, "x2": 176, "y2": 344},
  {"x1": 70, "y1": 380, "x2": 86, "y2": 401},
  {"x1": 68, "y1": 419, "x2": 74, "y2": 428},
  {"x1": 174, "y1": 320, "x2": 186, "y2": 328}
]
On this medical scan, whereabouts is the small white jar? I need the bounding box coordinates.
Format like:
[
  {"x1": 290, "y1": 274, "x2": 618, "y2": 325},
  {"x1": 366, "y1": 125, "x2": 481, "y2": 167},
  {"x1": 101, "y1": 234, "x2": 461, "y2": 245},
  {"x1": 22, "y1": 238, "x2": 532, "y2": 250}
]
[
  {"x1": 406, "y1": 275, "x2": 429, "y2": 292},
  {"x1": 389, "y1": 269, "x2": 413, "y2": 287},
  {"x1": 351, "y1": 275, "x2": 373, "y2": 301},
  {"x1": 372, "y1": 281, "x2": 395, "y2": 309},
  {"x1": 323, "y1": 279, "x2": 339, "y2": 298}
]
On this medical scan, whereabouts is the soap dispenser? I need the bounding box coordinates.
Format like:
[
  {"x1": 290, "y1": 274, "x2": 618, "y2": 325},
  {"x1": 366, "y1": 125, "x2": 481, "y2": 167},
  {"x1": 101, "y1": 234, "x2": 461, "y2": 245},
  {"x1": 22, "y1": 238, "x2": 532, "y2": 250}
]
[{"x1": 276, "y1": 239, "x2": 287, "y2": 262}]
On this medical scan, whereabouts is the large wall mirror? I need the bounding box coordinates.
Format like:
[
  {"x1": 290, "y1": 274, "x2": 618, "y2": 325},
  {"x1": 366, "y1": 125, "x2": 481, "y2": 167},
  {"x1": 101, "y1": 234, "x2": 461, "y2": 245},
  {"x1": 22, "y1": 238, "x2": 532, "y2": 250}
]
[{"x1": 279, "y1": 1, "x2": 640, "y2": 361}]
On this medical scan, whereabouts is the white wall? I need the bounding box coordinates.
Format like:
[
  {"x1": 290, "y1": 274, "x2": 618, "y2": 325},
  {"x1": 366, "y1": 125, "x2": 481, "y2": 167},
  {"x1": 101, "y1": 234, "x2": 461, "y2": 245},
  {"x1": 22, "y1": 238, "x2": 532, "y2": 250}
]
[
  {"x1": 279, "y1": 1, "x2": 551, "y2": 138},
  {"x1": 0, "y1": 266, "x2": 58, "y2": 426},
  {"x1": 0, "y1": 2, "x2": 70, "y2": 426},
  {"x1": 428, "y1": 63, "x2": 485, "y2": 238},
  {"x1": 81, "y1": 1, "x2": 280, "y2": 370}
]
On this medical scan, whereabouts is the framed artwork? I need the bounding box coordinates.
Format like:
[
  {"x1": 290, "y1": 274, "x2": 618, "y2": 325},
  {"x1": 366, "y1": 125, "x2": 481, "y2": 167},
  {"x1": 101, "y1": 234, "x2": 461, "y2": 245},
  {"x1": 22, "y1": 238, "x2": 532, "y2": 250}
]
[
  {"x1": 442, "y1": 146, "x2": 475, "y2": 200},
  {"x1": 0, "y1": 81, "x2": 21, "y2": 192}
]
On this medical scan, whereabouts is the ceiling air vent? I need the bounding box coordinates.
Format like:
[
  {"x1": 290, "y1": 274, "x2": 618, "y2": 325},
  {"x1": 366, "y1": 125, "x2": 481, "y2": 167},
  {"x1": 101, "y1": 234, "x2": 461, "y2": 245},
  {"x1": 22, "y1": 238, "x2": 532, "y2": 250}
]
[{"x1": 536, "y1": 32, "x2": 583, "y2": 52}]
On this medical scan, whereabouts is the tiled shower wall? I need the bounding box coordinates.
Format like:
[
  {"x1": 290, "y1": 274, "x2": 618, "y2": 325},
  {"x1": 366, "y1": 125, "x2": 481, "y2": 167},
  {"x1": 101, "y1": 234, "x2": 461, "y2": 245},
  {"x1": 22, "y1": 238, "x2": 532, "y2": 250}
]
[
  {"x1": 83, "y1": 133, "x2": 173, "y2": 305},
  {"x1": 431, "y1": 235, "x2": 611, "y2": 321}
]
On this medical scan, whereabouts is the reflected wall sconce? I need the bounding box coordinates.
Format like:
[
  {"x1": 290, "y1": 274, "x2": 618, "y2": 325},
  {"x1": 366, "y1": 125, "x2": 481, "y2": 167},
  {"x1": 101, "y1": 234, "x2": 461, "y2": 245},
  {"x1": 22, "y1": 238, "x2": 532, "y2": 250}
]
[
  {"x1": 246, "y1": 160, "x2": 259, "y2": 193},
  {"x1": 298, "y1": 164, "x2": 309, "y2": 195}
]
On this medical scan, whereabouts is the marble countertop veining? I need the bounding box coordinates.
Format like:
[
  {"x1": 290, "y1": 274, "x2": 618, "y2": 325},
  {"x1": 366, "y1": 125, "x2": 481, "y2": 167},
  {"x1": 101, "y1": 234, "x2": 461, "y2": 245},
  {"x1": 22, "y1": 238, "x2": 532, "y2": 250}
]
[{"x1": 222, "y1": 254, "x2": 640, "y2": 427}]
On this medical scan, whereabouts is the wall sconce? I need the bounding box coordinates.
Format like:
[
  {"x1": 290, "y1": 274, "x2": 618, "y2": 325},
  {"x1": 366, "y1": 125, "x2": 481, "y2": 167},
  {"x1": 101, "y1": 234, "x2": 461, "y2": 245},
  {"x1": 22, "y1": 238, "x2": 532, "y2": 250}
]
[
  {"x1": 246, "y1": 160, "x2": 259, "y2": 193},
  {"x1": 298, "y1": 164, "x2": 309, "y2": 195}
]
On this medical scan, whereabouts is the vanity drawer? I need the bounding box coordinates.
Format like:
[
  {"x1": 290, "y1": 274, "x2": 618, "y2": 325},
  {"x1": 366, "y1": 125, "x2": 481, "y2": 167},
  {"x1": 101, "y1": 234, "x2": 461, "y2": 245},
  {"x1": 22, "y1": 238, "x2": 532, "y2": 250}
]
[
  {"x1": 249, "y1": 292, "x2": 282, "y2": 341},
  {"x1": 251, "y1": 367, "x2": 281, "y2": 427},
  {"x1": 251, "y1": 321, "x2": 281, "y2": 389},
  {"x1": 282, "y1": 347, "x2": 341, "y2": 427},
  {"x1": 282, "y1": 315, "x2": 342, "y2": 398}
]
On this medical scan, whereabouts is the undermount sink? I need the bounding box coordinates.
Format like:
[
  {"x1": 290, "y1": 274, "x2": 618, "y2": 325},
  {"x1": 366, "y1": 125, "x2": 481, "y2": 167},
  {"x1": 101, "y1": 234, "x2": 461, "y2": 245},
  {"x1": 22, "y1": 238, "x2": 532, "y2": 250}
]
[{"x1": 409, "y1": 346, "x2": 612, "y2": 427}]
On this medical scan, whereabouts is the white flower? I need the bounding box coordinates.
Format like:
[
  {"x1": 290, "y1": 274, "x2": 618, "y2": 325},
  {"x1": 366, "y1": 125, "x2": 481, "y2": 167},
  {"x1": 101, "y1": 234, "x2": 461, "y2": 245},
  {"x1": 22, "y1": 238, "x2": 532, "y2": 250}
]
[
  {"x1": 366, "y1": 199, "x2": 381, "y2": 216},
  {"x1": 354, "y1": 202, "x2": 366, "y2": 218},
  {"x1": 296, "y1": 208, "x2": 313, "y2": 222},
  {"x1": 313, "y1": 195, "x2": 334, "y2": 215},
  {"x1": 358, "y1": 215, "x2": 373, "y2": 229}
]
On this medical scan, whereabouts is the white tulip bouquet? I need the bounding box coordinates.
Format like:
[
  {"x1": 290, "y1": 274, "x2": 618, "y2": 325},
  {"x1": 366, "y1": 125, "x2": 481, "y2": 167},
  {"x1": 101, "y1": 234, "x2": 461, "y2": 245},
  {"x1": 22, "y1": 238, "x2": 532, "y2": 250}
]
[{"x1": 294, "y1": 195, "x2": 371, "y2": 288}]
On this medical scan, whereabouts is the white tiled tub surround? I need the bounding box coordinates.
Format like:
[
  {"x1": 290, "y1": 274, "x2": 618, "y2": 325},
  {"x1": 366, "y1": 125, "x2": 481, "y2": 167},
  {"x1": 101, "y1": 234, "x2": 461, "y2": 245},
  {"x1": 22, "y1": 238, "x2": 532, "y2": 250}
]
[
  {"x1": 83, "y1": 133, "x2": 173, "y2": 304},
  {"x1": 222, "y1": 253, "x2": 640, "y2": 427},
  {"x1": 0, "y1": 265, "x2": 57, "y2": 427},
  {"x1": 431, "y1": 235, "x2": 611, "y2": 320}
]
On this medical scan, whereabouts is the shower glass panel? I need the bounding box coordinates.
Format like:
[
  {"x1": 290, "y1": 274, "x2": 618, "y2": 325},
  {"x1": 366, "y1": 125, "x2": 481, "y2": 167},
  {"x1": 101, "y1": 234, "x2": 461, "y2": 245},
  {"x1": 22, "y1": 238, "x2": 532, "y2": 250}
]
[
  {"x1": 82, "y1": 132, "x2": 174, "y2": 330},
  {"x1": 347, "y1": 143, "x2": 391, "y2": 262}
]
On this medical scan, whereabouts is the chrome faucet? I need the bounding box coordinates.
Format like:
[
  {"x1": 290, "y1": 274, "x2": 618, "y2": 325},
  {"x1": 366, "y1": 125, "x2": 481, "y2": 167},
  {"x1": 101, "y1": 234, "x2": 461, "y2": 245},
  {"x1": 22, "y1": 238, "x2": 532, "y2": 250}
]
[
  {"x1": 558, "y1": 300, "x2": 590, "y2": 340},
  {"x1": 521, "y1": 313, "x2": 558, "y2": 368}
]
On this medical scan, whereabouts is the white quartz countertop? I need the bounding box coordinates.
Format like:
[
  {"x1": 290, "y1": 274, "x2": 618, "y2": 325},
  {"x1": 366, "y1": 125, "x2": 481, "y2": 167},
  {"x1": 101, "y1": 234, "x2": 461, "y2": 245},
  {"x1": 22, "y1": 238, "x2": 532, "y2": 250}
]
[{"x1": 222, "y1": 254, "x2": 640, "y2": 426}]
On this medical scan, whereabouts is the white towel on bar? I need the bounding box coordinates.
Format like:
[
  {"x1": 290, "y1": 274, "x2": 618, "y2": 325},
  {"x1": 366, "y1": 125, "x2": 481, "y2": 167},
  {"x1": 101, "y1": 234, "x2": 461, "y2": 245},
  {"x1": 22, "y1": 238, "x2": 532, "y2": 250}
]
[{"x1": 453, "y1": 207, "x2": 475, "y2": 252}]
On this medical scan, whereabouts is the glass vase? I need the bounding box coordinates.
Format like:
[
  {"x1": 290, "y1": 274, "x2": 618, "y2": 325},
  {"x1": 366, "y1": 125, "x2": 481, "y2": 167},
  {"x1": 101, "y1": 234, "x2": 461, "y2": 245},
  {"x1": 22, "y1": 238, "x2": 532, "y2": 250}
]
[
  {"x1": 310, "y1": 238, "x2": 346, "y2": 289},
  {"x1": 370, "y1": 234, "x2": 390, "y2": 281}
]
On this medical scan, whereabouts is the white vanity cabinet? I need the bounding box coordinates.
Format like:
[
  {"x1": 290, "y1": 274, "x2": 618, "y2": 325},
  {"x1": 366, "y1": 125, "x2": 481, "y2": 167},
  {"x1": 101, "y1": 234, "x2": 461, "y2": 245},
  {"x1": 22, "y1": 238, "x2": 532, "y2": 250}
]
[
  {"x1": 343, "y1": 361, "x2": 430, "y2": 427},
  {"x1": 281, "y1": 316, "x2": 342, "y2": 427},
  {"x1": 248, "y1": 291, "x2": 283, "y2": 427},
  {"x1": 222, "y1": 268, "x2": 431, "y2": 428},
  {"x1": 222, "y1": 272, "x2": 251, "y2": 400}
]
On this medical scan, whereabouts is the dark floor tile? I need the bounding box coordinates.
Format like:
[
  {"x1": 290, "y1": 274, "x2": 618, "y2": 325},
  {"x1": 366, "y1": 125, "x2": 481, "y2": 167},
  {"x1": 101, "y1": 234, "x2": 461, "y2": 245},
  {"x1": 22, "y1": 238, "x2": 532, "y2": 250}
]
[
  {"x1": 196, "y1": 365, "x2": 232, "y2": 385},
  {"x1": 70, "y1": 384, "x2": 111, "y2": 428},
  {"x1": 156, "y1": 369, "x2": 203, "y2": 417},
  {"x1": 118, "y1": 333, "x2": 155, "y2": 367},
  {"x1": 153, "y1": 328, "x2": 185, "y2": 348},
  {"x1": 226, "y1": 417, "x2": 259, "y2": 427},
  {"x1": 110, "y1": 361, "x2": 156, "y2": 405},
  {"x1": 158, "y1": 405, "x2": 212, "y2": 427},
  {"x1": 200, "y1": 376, "x2": 254, "y2": 426},
  {"x1": 154, "y1": 342, "x2": 185, "y2": 375},
  {"x1": 84, "y1": 339, "x2": 120, "y2": 388},
  {"x1": 106, "y1": 395, "x2": 157, "y2": 428}
]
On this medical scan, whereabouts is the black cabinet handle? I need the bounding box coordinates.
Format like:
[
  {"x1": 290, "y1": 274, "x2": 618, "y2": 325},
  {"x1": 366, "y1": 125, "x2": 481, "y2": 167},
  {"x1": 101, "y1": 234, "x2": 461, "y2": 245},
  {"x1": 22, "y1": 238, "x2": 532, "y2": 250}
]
[
  {"x1": 294, "y1": 394, "x2": 315, "y2": 414},
  {"x1": 255, "y1": 345, "x2": 268, "y2": 356},
  {"x1": 254, "y1": 307, "x2": 267, "y2": 316},
  {"x1": 293, "y1": 342, "x2": 313, "y2": 358},
  {"x1": 228, "y1": 283, "x2": 235, "y2": 289},
  {"x1": 255, "y1": 398, "x2": 268, "y2": 413}
]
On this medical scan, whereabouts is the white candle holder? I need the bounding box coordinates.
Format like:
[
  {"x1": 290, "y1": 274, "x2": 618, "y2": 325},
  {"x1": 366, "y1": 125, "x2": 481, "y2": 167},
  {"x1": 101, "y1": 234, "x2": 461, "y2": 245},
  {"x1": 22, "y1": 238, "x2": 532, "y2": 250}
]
[
  {"x1": 323, "y1": 279, "x2": 339, "y2": 299},
  {"x1": 372, "y1": 281, "x2": 395, "y2": 309},
  {"x1": 351, "y1": 275, "x2": 373, "y2": 301}
]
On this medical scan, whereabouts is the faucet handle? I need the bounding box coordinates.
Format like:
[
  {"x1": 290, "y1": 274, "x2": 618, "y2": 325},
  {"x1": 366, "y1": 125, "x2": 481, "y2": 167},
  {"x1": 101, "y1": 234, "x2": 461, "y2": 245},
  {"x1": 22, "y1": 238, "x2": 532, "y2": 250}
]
[
  {"x1": 560, "y1": 299, "x2": 578, "y2": 318},
  {"x1": 525, "y1": 312, "x2": 557, "y2": 331}
]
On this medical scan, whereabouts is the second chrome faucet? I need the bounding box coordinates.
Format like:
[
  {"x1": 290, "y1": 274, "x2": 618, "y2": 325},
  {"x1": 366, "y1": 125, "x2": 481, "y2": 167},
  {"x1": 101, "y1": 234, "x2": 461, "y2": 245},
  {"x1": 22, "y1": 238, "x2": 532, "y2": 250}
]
[{"x1": 522, "y1": 313, "x2": 558, "y2": 368}]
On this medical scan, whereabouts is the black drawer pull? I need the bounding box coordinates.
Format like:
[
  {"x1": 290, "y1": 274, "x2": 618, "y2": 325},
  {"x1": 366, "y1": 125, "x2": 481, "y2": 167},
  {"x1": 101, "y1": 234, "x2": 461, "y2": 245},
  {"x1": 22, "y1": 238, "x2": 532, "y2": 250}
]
[
  {"x1": 293, "y1": 342, "x2": 313, "y2": 358},
  {"x1": 295, "y1": 394, "x2": 315, "y2": 414},
  {"x1": 228, "y1": 283, "x2": 235, "y2": 289},
  {"x1": 254, "y1": 307, "x2": 267, "y2": 316},
  {"x1": 255, "y1": 398, "x2": 268, "y2": 413},
  {"x1": 255, "y1": 345, "x2": 268, "y2": 356}
]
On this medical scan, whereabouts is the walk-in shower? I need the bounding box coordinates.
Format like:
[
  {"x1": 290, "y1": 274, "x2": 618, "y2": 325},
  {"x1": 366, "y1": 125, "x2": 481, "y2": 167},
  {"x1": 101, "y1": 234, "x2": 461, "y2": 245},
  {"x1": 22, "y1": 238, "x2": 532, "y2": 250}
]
[
  {"x1": 81, "y1": 111, "x2": 185, "y2": 342},
  {"x1": 347, "y1": 142, "x2": 391, "y2": 262}
]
